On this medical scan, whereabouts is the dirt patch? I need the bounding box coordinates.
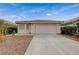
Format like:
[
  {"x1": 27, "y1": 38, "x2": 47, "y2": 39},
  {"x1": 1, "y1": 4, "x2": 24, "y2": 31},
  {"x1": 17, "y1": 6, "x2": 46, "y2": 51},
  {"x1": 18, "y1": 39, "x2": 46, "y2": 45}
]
[
  {"x1": 0, "y1": 35, "x2": 33, "y2": 55},
  {"x1": 62, "y1": 34, "x2": 79, "y2": 42}
]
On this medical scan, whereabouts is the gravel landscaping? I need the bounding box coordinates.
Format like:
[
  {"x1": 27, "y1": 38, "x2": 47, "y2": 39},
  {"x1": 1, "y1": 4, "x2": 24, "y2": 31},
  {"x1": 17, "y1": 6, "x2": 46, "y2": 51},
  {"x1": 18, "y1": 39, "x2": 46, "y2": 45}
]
[
  {"x1": 0, "y1": 35, "x2": 33, "y2": 55},
  {"x1": 63, "y1": 35, "x2": 79, "y2": 42}
]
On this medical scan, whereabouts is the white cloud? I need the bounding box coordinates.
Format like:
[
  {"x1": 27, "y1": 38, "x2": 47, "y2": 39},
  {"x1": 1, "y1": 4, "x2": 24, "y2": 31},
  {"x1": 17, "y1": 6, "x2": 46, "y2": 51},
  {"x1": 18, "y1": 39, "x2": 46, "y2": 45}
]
[
  {"x1": 1, "y1": 15, "x2": 16, "y2": 20},
  {"x1": 11, "y1": 15, "x2": 17, "y2": 18},
  {"x1": 68, "y1": 13, "x2": 79, "y2": 18},
  {"x1": 45, "y1": 8, "x2": 59, "y2": 16},
  {"x1": 47, "y1": 4, "x2": 79, "y2": 16},
  {"x1": 71, "y1": 4, "x2": 79, "y2": 8},
  {"x1": 59, "y1": 4, "x2": 79, "y2": 12},
  {"x1": 46, "y1": 13, "x2": 52, "y2": 16}
]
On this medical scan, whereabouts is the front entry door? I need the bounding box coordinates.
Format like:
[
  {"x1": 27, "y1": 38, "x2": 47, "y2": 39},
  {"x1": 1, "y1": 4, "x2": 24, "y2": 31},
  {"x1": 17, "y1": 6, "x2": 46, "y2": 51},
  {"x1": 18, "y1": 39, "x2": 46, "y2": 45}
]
[{"x1": 26, "y1": 23, "x2": 31, "y2": 34}]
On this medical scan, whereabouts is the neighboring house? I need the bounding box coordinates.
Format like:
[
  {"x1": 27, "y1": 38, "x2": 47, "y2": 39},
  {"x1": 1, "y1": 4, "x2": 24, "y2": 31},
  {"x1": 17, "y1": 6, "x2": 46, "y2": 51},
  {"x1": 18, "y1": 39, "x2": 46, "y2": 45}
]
[
  {"x1": 15, "y1": 20, "x2": 63, "y2": 34},
  {"x1": 62, "y1": 17, "x2": 79, "y2": 26}
]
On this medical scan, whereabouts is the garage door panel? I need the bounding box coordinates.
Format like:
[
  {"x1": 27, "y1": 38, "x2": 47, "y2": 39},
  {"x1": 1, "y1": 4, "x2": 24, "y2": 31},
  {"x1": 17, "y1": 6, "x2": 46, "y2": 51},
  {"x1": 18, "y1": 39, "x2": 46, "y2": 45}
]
[{"x1": 36, "y1": 24, "x2": 57, "y2": 34}]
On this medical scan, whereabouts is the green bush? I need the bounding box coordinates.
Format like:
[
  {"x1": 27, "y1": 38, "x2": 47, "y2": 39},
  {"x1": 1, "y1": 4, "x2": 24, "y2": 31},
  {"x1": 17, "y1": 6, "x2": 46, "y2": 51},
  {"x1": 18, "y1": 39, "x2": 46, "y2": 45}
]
[
  {"x1": 61, "y1": 26, "x2": 77, "y2": 35},
  {"x1": 76, "y1": 23, "x2": 79, "y2": 34},
  {"x1": 6, "y1": 27, "x2": 17, "y2": 34},
  {"x1": 0, "y1": 27, "x2": 17, "y2": 35}
]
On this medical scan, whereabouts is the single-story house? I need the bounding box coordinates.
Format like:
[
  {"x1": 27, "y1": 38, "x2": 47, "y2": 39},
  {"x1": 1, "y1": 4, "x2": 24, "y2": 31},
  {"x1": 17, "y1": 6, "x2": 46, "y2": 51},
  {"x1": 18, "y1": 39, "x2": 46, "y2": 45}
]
[
  {"x1": 62, "y1": 17, "x2": 79, "y2": 26},
  {"x1": 15, "y1": 20, "x2": 63, "y2": 34}
]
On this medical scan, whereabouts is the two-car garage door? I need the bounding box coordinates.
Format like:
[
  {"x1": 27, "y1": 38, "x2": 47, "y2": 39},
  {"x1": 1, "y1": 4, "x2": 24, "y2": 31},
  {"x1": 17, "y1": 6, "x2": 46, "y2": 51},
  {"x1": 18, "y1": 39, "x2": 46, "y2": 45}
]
[
  {"x1": 35, "y1": 24, "x2": 59, "y2": 34},
  {"x1": 18, "y1": 23, "x2": 60, "y2": 34}
]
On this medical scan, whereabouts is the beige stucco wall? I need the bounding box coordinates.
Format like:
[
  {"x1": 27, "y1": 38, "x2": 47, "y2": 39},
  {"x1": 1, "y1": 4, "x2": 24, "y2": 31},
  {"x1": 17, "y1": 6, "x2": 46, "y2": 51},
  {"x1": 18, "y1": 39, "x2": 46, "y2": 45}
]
[
  {"x1": 18, "y1": 24, "x2": 26, "y2": 34},
  {"x1": 17, "y1": 23, "x2": 61, "y2": 34},
  {"x1": 57, "y1": 24, "x2": 61, "y2": 33},
  {"x1": 17, "y1": 24, "x2": 31, "y2": 34}
]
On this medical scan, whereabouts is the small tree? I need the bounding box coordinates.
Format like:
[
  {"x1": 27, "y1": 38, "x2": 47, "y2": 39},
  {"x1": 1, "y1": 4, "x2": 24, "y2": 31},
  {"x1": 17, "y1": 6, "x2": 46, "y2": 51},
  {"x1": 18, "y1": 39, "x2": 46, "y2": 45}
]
[
  {"x1": 76, "y1": 23, "x2": 79, "y2": 34},
  {"x1": 0, "y1": 20, "x2": 5, "y2": 35},
  {"x1": 0, "y1": 20, "x2": 6, "y2": 42}
]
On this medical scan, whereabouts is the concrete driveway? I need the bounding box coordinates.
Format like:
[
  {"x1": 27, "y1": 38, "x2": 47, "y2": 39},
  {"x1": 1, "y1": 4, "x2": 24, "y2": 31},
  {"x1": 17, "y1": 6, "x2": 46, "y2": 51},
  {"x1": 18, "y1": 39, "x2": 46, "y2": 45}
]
[{"x1": 25, "y1": 34, "x2": 79, "y2": 55}]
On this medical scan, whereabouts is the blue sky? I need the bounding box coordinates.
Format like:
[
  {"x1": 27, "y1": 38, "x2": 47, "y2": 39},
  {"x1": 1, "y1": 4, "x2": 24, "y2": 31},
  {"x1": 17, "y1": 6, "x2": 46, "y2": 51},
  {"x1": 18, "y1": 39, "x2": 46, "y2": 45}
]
[{"x1": 0, "y1": 3, "x2": 79, "y2": 22}]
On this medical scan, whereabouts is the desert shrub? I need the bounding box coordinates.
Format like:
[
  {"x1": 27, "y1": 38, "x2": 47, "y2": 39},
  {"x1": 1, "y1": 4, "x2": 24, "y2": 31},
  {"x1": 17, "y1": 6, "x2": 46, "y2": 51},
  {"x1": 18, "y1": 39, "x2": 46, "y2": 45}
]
[
  {"x1": 6, "y1": 27, "x2": 17, "y2": 34},
  {"x1": 61, "y1": 26, "x2": 77, "y2": 35}
]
